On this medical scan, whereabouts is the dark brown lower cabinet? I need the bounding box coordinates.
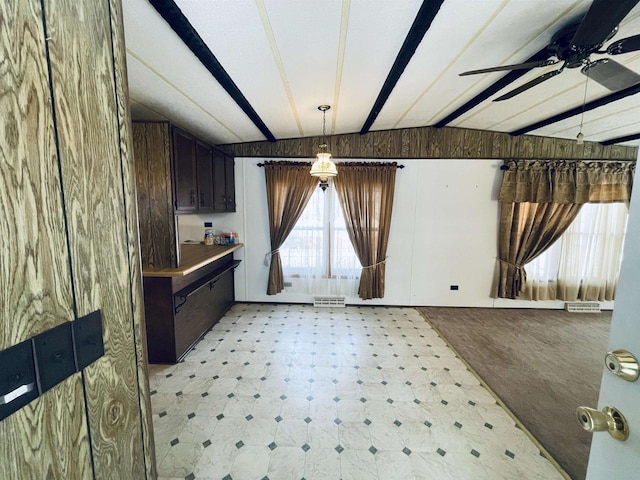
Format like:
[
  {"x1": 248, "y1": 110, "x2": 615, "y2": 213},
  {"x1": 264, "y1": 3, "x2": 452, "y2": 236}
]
[{"x1": 143, "y1": 255, "x2": 240, "y2": 363}]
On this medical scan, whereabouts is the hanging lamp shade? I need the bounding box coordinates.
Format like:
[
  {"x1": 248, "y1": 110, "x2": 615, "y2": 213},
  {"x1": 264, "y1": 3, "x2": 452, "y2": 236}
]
[
  {"x1": 310, "y1": 151, "x2": 337, "y2": 178},
  {"x1": 310, "y1": 105, "x2": 337, "y2": 188}
]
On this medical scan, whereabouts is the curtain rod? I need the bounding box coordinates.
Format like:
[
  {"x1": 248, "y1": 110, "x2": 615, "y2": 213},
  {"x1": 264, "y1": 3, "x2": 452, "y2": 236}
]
[{"x1": 257, "y1": 162, "x2": 405, "y2": 168}]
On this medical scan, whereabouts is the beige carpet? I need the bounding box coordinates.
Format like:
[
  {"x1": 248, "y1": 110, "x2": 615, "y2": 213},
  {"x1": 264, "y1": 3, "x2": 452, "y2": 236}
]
[{"x1": 418, "y1": 307, "x2": 612, "y2": 480}]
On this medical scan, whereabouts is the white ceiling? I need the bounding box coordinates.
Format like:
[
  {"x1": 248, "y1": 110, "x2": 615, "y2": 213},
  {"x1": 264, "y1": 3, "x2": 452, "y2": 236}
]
[{"x1": 123, "y1": 0, "x2": 640, "y2": 148}]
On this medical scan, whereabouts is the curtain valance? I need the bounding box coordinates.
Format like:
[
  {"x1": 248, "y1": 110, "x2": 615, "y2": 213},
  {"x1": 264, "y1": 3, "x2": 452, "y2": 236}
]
[{"x1": 499, "y1": 160, "x2": 635, "y2": 204}]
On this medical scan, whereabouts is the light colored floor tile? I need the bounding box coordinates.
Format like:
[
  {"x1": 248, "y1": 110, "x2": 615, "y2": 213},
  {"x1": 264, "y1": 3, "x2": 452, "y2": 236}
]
[
  {"x1": 304, "y1": 447, "x2": 341, "y2": 480},
  {"x1": 150, "y1": 304, "x2": 565, "y2": 480},
  {"x1": 267, "y1": 446, "x2": 306, "y2": 479},
  {"x1": 229, "y1": 445, "x2": 271, "y2": 480},
  {"x1": 341, "y1": 448, "x2": 379, "y2": 480}
]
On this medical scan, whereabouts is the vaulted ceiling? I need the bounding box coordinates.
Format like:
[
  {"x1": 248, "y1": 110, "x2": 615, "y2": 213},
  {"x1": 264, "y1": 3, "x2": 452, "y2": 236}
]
[{"x1": 123, "y1": 0, "x2": 640, "y2": 149}]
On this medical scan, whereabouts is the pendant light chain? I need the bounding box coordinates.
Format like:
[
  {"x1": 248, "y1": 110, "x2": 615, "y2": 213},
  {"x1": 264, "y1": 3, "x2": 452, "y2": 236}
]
[{"x1": 577, "y1": 67, "x2": 590, "y2": 144}]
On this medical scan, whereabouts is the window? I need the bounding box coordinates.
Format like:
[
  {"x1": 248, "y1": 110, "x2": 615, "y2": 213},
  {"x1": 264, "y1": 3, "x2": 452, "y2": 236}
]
[
  {"x1": 525, "y1": 202, "x2": 628, "y2": 301},
  {"x1": 280, "y1": 183, "x2": 360, "y2": 288}
]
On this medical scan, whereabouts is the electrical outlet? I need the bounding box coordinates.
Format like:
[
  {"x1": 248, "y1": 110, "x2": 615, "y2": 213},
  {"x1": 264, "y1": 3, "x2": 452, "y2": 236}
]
[
  {"x1": 284, "y1": 281, "x2": 292, "y2": 287},
  {"x1": 450, "y1": 285, "x2": 459, "y2": 291}
]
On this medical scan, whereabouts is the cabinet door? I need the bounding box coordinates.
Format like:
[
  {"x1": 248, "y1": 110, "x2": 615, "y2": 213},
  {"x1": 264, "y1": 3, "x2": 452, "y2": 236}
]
[
  {"x1": 196, "y1": 141, "x2": 214, "y2": 211},
  {"x1": 172, "y1": 128, "x2": 197, "y2": 212},
  {"x1": 224, "y1": 154, "x2": 236, "y2": 212},
  {"x1": 212, "y1": 147, "x2": 227, "y2": 211}
]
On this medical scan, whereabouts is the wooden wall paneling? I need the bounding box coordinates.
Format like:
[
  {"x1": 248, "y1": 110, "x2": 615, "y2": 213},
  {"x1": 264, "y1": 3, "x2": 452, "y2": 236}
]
[
  {"x1": 360, "y1": 129, "x2": 374, "y2": 158},
  {"x1": 108, "y1": 0, "x2": 157, "y2": 476},
  {"x1": 0, "y1": 1, "x2": 93, "y2": 478},
  {"x1": 388, "y1": 129, "x2": 402, "y2": 158},
  {"x1": 553, "y1": 138, "x2": 574, "y2": 158},
  {"x1": 516, "y1": 135, "x2": 536, "y2": 158},
  {"x1": 334, "y1": 133, "x2": 360, "y2": 158},
  {"x1": 271, "y1": 136, "x2": 285, "y2": 157},
  {"x1": 336, "y1": 133, "x2": 353, "y2": 157},
  {"x1": 147, "y1": 123, "x2": 176, "y2": 269},
  {"x1": 463, "y1": 129, "x2": 483, "y2": 158},
  {"x1": 44, "y1": 0, "x2": 146, "y2": 477},
  {"x1": 408, "y1": 127, "x2": 423, "y2": 158},
  {"x1": 445, "y1": 128, "x2": 464, "y2": 158},
  {"x1": 490, "y1": 132, "x2": 513, "y2": 158},
  {"x1": 250, "y1": 141, "x2": 268, "y2": 157},
  {"x1": 221, "y1": 125, "x2": 638, "y2": 161},
  {"x1": 373, "y1": 130, "x2": 391, "y2": 157},
  {"x1": 601, "y1": 144, "x2": 613, "y2": 158},
  {"x1": 479, "y1": 131, "x2": 495, "y2": 158},
  {"x1": 589, "y1": 141, "x2": 604, "y2": 159},
  {"x1": 400, "y1": 128, "x2": 411, "y2": 158},
  {"x1": 427, "y1": 127, "x2": 445, "y2": 158},
  {"x1": 610, "y1": 145, "x2": 627, "y2": 159},
  {"x1": 132, "y1": 124, "x2": 153, "y2": 267},
  {"x1": 537, "y1": 136, "x2": 556, "y2": 158},
  {"x1": 581, "y1": 140, "x2": 596, "y2": 159},
  {"x1": 280, "y1": 138, "x2": 297, "y2": 157}
]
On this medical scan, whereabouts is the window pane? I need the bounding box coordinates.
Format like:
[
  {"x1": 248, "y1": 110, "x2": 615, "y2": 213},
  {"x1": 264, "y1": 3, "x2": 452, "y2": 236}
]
[
  {"x1": 281, "y1": 183, "x2": 360, "y2": 278},
  {"x1": 281, "y1": 188, "x2": 324, "y2": 275}
]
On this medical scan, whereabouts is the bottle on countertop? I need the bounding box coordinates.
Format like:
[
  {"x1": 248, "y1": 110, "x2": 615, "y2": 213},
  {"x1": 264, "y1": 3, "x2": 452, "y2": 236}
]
[{"x1": 204, "y1": 222, "x2": 214, "y2": 245}]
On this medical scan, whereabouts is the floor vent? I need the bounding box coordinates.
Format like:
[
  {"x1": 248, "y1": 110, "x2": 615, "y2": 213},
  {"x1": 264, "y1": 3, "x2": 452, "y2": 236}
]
[
  {"x1": 313, "y1": 296, "x2": 346, "y2": 308},
  {"x1": 565, "y1": 302, "x2": 601, "y2": 313}
]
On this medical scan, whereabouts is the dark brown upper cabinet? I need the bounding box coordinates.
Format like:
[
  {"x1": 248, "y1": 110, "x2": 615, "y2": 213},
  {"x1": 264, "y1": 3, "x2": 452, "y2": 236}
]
[
  {"x1": 224, "y1": 153, "x2": 236, "y2": 212},
  {"x1": 212, "y1": 147, "x2": 236, "y2": 212},
  {"x1": 172, "y1": 127, "x2": 198, "y2": 212},
  {"x1": 196, "y1": 140, "x2": 214, "y2": 210},
  {"x1": 170, "y1": 125, "x2": 235, "y2": 214}
]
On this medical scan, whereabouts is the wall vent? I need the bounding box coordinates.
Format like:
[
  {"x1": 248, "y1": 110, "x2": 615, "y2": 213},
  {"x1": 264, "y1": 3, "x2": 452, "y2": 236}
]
[
  {"x1": 313, "y1": 296, "x2": 346, "y2": 308},
  {"x1": 565, "y1": 302, "x2": 601, "y2": 313}
]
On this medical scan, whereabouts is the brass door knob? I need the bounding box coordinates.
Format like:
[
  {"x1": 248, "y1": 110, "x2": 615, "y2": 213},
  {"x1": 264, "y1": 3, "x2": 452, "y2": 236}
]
[
  {"x1": 605, "y1": 349, "x2": 639, "y2": 382},
  {"x1": 576, "y1": 406, "x2": 629, "y2": 441}
]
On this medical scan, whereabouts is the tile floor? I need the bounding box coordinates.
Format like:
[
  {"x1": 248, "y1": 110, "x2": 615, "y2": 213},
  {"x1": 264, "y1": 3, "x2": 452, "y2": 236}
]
[{"x1": 150, "y1": 303, "x2": 564, "y2": 480}]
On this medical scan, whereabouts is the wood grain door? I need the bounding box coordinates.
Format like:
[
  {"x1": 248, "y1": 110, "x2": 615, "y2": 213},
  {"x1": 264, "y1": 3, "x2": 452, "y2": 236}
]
[
  {"x1": 172, "y1": 127, "x2": 198, "y2": 212},
  {"x1": 224, "y1": 154, "x2": 236, "y2": 212},
  {"x1": 196, "y1": 141, "x2": 214, "y2": 211},
  {"x1": 1, "y1": 0, "x2": 155, "y2": 478},
  {"x1": 212, "y1": 147, "x2": 228, "y2": 211}
]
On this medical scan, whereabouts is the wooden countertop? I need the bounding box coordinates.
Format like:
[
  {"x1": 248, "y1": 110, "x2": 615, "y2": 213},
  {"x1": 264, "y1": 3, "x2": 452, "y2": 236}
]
[{"x1": 142, "y1": 243, "x2": 244, "y2": 277}]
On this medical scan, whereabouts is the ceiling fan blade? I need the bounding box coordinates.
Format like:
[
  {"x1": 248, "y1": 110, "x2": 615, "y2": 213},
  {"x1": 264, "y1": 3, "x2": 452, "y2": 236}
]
[
  {"x1": 607, "y1": 34, "x2": 640, "y2": 55},
  {"x1": 493, "y1": 69, "x2": 563, "y2": 101},
  {"x1": 582, "y1": 59, "x2": 640, "y2": 91},
  {"x1": 570, "y1": 0, "x2": 640, "y2": 48},
  {"x1": 459, "y1": 59, "x2": 558, "y2": 76}
]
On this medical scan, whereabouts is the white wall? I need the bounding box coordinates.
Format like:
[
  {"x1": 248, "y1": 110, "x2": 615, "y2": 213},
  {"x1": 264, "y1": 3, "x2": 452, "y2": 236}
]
[{"x1": 178, "y1": 157, "x2": 608, "y2": 309}]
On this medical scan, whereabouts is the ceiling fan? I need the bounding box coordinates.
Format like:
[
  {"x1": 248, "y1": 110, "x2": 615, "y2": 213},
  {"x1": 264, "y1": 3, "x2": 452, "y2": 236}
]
[{"x1": 460, "y1": 0, "x2": 640, "y2": 101}]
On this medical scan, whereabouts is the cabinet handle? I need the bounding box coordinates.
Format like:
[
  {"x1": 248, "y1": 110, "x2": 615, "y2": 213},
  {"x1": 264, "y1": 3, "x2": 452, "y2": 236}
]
[
  {"x1": 222, "y1": 195, "x2": 227, "y2": 204},
  {"x1": 190, "y1": 190, "x2": 195, "y2": 205},
  {"x1": 227, "y1": 196, "x2": 233, "y2": 205}
]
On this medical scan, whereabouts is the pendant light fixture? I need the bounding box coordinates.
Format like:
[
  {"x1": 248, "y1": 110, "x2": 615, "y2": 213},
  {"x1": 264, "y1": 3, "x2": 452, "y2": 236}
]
[{"x1": 310, "y1": 105, "x2": 337, "y2": 191}]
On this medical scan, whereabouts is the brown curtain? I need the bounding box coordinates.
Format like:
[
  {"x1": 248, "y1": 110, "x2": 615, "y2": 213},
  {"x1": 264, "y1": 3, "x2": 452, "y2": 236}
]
[
  {"x1": 499, "y1": 160, "x2": 635, "y2": 204},
  {"x1": 494, "y1": 202, "x2": 582, "y2": 299},
  {"x1": 264, "y1": 161, "x2": 318, "y2": 295},
  {"x1": 494, "y1": 159, "x2": 635, "y2": 299},
  {"x1": 333, "y1": 162, "x2": 397, "y2": 300}
]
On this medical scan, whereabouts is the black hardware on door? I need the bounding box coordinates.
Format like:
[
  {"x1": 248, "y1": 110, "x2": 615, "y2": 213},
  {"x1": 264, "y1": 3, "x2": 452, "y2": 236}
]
[
  {"x1": 0, "y1": 339, "x2": 38, "y2": 421},
  {"x1": 0, "y1": 310, "x2": 105, "y2": 421}
]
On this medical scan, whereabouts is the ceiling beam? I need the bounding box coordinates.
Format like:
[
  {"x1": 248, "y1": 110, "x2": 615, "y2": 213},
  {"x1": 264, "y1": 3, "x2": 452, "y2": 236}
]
[
  {"x1": 359, "y1": 0, "x2": 445, "y2": 135},
  {"x1": 510, "y1": 83, "x2": 640, "y2": 137},
  {"x1": 601, "y1": 133, "x2": 640, "y2": 146},
  {"x1": 148, "y1": 0, "x2": 277, "y2": 142},
  {"x1": 433, "y1": 47, "x2": 549, "y2": 128}
]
